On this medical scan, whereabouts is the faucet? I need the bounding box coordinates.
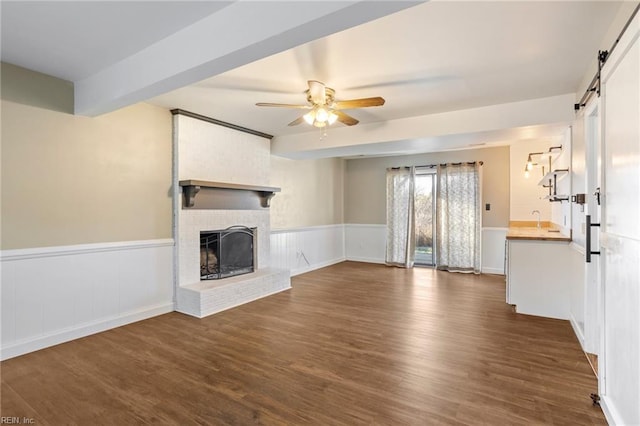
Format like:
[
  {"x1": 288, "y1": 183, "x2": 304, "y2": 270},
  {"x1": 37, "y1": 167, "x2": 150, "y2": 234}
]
[{"x1": 532, "y1": 210, "x2": 541, "y2": 228}]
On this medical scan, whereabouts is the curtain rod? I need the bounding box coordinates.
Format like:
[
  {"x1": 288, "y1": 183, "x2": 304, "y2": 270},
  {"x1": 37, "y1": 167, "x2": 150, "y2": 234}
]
[
  {"x1": 388, "y1": 161, "x2": 483, "y2": 170},
  {"x1": 575, "y1": 4, "x2": 639, "y2": 111}
]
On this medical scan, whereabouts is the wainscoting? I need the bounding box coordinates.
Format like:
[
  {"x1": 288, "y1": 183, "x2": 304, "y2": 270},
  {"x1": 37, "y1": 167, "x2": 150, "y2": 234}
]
[
  {"x1": 481, "y1": 227, "x2": 508, "y2": 275},
  {"x1": 343, "y1": 224, "x2": 507, "y2": 274},
  {"x1": 0, "y1": 239, "x2": 174, "y2": 360},
  {"x1": 344, "y1": 224, "x2": 386, "y2": 264},
  {"x1": 1, "y1": 225, "x2": 507, "y2": 360},
  {"x1": 270, "y1": 225, "x2": 345, "y2": 276}
]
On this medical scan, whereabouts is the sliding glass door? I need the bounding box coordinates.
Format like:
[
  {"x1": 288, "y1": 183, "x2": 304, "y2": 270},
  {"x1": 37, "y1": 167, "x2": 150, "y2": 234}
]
[{"x1": 414, "y1": 169, "x2": 436, "y2": 266}]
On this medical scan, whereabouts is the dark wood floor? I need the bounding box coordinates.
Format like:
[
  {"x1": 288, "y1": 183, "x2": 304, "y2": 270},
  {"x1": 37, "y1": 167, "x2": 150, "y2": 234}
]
[{"x1": 1, "y1": 262, "x2": 604, "y2": 425}]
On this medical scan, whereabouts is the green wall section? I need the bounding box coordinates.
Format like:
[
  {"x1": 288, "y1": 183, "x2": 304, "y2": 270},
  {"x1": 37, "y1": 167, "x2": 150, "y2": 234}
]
[
  {"x1": 345, "y1": 146, "x2": 510, "y2": 228},
  {"x1": 1, "y1": 63, "x2": 173, "y2": 249},
  {"x1": 1, "y1": 62, "x2": 74, "y2": 114}
]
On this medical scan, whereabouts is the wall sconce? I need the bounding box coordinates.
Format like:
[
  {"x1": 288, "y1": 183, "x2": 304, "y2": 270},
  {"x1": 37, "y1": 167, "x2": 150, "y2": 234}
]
[
  {"x1": 538, "y1": 145, "x2": 563, "y2": 161},
  {"x1": 524, "y1": 152, "x2": 544, "y2": 177}
]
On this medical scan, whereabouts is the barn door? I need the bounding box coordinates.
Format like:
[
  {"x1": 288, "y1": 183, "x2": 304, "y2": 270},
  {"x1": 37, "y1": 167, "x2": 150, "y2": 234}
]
[{"x1": 597, "y1": 11, "x2": 640, "y2": 425}]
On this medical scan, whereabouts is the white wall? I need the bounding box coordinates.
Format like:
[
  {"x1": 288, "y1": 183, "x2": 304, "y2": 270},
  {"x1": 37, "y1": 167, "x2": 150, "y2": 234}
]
[
  {"x1": 345, "y1": 224, "x2": 387, "y2": 264},
  {"x1": 571, "y1": 113, "x2": 587, "y2": 248},
  {"x1": 550, "y1": 127, "x2": 572, "y2": 233},
  {"x1": 509, "y1": 139, "x2": 553, "y2": 222},
  {"x1": 176, "y1": 115, "x2": 270, "y2": 185},
  {"x1": 482, "y1": 228, "x2": 508, "y2": 275}
]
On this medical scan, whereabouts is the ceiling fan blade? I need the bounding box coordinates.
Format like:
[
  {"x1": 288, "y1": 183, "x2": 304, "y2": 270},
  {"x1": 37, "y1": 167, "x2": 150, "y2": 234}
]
[
  {"x1": 288, "y1": 116, "x2": 305, "y2": 126},
  {"x1": 256, "y1": 102, "x2": 311, "y2": 109},
  {"x1": 308, "y1": 80, "x2": 326, "y2": 105},
  {"x1": 335, "y1": 111, "x2": 359, "y2": 126},
  {"x1": 334, "y1": 97, "x2": 385, "y2": 109}
]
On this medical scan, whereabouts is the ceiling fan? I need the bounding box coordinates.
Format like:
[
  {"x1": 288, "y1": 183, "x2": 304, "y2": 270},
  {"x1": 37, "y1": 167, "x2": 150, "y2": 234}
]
[{"x1": 256, "y1": 80, "x2": 385, "y2": 128}]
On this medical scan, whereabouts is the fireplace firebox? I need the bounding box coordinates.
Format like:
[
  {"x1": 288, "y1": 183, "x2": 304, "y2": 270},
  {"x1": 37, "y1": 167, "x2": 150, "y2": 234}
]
[{"x1": 200, "y1": 226, "x2": 256, "y2": 280}]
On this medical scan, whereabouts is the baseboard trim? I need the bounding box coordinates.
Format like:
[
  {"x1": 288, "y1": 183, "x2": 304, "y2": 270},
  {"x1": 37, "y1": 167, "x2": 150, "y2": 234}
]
[
  {"x1": 1, "y1": 302, "x2": 174, "y2": 361},
  {"x1": 570, "y1": 242, "x2": 586, "y2": 255},
  {"x1": 291, "y1": 257, "x2": 345, "y2": 276},
  {"x1": 482, "y1": 267, "x2": 505, "y2": 275},
  {"x1": 569, "y1": 312, "x2": 586, "y2": 351},
  {"x1": 1, "y1": 238, "x2": 175, "y2": 261},
  {"x1": 345, "y1": 256, "x2": 385, "y2": 265},
  {"x1": 600, "y1": 395, "x2": 623, "y2": 426},
  {"x1": 347, "y1": 260, "x2": 503, "y2": 273}
]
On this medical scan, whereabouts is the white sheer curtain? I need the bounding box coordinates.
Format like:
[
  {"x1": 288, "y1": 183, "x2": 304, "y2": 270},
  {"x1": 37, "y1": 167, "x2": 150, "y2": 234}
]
[
  {"x1": 385, "y1": 167, "x2": 415, "y2": 268},
  {"x1": 435, "y1": 163, "x2": 481, "y2": 273}
]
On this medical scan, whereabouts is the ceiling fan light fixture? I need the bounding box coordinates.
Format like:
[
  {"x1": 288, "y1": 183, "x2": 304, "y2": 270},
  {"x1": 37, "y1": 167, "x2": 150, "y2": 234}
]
[
  {"x1": 303, "y1": 106, "x2": 337, "y2": 128},
  {"x1": 315, "y1": 107, "x2": 329, "y2": 123},
  {"x1": 256, "y1": 80, "x2": 382, "y2": 129},
  {"x1": 303, "y1": 110, "x2": 315, "y2": 125},
  {"x1": 328, "y1": 111, "x2": 338, "y2": 125}
]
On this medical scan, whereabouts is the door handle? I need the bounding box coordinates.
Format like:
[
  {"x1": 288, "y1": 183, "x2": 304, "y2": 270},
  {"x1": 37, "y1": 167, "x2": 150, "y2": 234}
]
[
  {"x1": 594, "y1": 187, "x2": 601, "y2": 205},
  {"x1": 586, "y1": 214, "x2": 601, "y2": 263}
]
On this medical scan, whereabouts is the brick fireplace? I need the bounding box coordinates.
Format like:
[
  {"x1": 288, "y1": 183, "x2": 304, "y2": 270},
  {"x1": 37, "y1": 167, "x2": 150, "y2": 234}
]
[{"x1": 172, "y1": 110, "x2": 291, "y2": 318}]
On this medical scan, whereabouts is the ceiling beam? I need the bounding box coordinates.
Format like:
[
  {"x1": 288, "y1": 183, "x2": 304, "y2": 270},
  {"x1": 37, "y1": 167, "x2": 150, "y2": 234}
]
[
  {"x1": 74, "y1": 1, "x2": 423, "y2": 116},
  {"x1": 271, "y1": 94, "x2": 576, "y2": 159}
]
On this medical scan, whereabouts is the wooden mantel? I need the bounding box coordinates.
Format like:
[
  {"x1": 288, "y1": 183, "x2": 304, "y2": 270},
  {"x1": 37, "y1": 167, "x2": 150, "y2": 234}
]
[{"x1": 179, "y1": 180, "x2": 281, "y2": 209}]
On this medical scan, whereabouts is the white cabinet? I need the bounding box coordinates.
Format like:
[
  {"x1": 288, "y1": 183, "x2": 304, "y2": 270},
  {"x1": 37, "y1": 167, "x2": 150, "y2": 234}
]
[{"x1": 507, "y1": 239, "x2": 573, "y2": 319}]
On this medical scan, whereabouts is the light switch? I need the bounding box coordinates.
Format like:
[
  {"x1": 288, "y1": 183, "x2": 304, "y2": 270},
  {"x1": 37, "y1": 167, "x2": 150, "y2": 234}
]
[{"x1": 485, "y1": 203, "x2": 491, "y2": 211}]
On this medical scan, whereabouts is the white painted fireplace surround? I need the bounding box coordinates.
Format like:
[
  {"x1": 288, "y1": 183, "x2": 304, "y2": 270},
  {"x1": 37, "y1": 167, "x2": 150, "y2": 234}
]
[{"x1": 173, "y1": 112, "x2": 291, "y2": 318}]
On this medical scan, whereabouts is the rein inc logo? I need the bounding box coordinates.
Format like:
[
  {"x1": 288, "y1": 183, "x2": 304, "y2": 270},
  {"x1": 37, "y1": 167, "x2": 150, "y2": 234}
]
[{"x1": 1, "y1": 418, "x2": 34, "y2": 424}]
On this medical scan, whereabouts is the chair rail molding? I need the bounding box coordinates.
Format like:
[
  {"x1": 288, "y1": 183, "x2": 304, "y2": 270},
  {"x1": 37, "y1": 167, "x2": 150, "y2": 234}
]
[{"x1": 1, "y1": 238, "x2": 174, "y2": 360}]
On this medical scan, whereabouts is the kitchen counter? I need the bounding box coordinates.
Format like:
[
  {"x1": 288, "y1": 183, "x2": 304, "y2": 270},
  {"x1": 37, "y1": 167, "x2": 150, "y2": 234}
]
[
  {"x1": 506, "y1": 226, "x2": 571, "y2": 242},
  {"x1": 505, "y1": 226, "x2": 573, "y2": 319}
]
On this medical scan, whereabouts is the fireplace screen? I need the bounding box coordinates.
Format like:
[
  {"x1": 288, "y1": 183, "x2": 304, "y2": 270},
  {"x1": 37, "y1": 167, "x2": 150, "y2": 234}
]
[{"x1": 200, "y1": 226, "x2": 255, "y2": 280}]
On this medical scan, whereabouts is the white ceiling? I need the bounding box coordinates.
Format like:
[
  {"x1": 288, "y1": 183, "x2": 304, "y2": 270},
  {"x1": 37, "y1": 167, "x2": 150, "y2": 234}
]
[
  {"x1": 151, "y1": 1, "x2": 621, "y2": 139},
  {"x1": 0, "y1": 1, "x2": 232, "y2": 81},
  {"x1": 1, "y1": 1, "x2": 627, "y2": 159}
]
